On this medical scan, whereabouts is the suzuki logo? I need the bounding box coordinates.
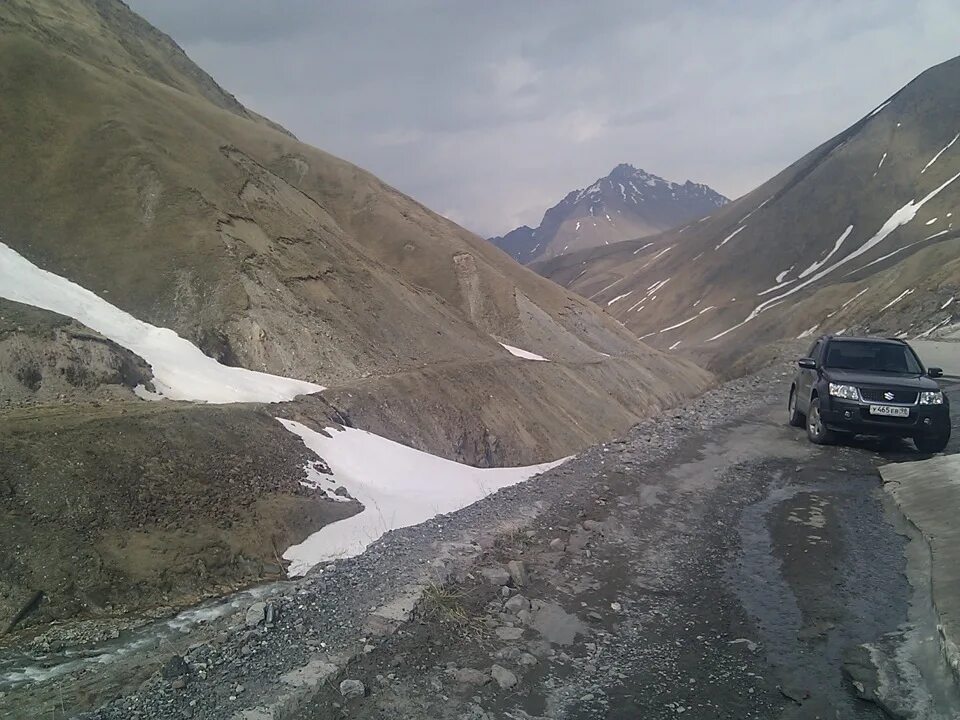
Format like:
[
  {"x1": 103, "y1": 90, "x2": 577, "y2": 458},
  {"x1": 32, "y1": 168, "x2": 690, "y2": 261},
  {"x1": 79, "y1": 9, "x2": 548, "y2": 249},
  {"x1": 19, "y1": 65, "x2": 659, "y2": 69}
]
[{"x1": 884, "y1": 392, "x2": 895, "y2": 400}]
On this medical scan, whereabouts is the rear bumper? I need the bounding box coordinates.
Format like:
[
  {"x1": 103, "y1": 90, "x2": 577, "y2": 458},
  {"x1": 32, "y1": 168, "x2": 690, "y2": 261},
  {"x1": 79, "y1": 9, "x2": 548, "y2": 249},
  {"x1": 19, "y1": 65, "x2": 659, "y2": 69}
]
[{"x1": 820, "y1": 396, "x2": 950, "y2": 437}]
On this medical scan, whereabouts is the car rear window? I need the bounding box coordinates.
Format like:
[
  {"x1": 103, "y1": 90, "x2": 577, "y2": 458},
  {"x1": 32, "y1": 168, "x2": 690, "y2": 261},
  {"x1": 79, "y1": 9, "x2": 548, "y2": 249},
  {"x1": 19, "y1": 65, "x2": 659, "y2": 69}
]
[{"x1": 823, "y1": 341, "x2": 922, "y2": 374}]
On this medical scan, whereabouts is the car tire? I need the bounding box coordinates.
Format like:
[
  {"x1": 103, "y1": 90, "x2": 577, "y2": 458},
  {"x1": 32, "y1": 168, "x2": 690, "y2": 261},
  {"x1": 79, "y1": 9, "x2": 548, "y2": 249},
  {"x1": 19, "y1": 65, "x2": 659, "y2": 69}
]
[
  {"x1": 788, "y1": 387, "x2": 804, "y2": 428},
  {"x1": 915, "y1": 429, "x2": 951, "y2": 454},
  {"x1": 806, "y1": 397, "x2": 835, "y2": 445}
]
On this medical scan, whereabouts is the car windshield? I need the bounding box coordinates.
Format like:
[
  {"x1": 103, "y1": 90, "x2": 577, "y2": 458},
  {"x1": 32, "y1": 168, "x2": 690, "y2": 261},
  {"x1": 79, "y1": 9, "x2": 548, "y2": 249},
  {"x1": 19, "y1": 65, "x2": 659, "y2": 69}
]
[{"x1": 824, "y1": 341, "x2": 923, "y2": 374}]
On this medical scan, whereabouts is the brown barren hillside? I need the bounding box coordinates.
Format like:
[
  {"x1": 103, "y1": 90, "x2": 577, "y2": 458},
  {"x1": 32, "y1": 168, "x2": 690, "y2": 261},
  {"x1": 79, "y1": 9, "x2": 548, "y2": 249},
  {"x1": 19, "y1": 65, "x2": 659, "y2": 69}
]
[
  {"x1": 0, "y1": 0, "x2": 710, "y2": 629},
  {"x1": 538, "y1": 56, "x2": 960, "y2": 372}
]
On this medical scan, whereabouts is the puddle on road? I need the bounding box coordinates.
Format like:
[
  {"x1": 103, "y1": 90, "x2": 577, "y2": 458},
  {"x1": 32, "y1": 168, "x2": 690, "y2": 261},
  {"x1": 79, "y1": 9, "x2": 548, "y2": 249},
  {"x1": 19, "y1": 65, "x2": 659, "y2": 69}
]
[{"x1": 731, "y1": 464, "x2": 960, "y2": 719}]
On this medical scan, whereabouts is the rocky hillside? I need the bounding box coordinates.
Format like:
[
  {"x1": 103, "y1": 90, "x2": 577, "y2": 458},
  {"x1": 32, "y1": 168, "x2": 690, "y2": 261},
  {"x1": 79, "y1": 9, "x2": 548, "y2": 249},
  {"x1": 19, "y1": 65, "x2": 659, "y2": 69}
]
[
  {"x1": 0, "y1": 0, "x2": 711, "y2": 629},
  {"x1": 490, "y1": 164, "x2": 727, "y2": 263},
  {"x1": 538, "y1": 56, "x2": 960, "y2": 372}
]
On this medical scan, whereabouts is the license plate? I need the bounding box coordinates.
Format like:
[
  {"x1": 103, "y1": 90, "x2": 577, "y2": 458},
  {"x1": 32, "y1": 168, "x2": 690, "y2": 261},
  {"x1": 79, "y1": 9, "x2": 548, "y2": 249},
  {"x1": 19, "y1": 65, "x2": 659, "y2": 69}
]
[{"x1": 869, "y1": 404, "x2": 910, "y2": 417}]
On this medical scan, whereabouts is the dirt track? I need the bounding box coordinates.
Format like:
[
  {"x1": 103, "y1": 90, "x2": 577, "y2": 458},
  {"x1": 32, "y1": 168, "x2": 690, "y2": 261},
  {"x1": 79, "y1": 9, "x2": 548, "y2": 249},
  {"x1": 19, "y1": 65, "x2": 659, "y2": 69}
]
[{"x1": 297, "y1": 380, "x2": 960, "y2": 719}]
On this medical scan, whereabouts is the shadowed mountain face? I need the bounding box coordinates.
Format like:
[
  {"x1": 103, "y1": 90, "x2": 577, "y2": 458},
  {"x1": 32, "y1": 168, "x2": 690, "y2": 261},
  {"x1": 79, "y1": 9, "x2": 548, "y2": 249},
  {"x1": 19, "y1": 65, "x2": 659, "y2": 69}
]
[
  {"x1": 538, "y1": 56, "x2": 960, "y2": 371},
  {"x1": 490, "y1": 164, "x2": 728, "y2": 264}
]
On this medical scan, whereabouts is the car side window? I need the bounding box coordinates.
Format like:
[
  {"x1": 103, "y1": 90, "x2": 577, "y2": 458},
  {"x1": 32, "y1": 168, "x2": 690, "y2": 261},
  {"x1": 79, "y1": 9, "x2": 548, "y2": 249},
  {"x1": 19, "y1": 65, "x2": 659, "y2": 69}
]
[{"x1": 809, "y1": 340, "x2": 823, "y2": 362}]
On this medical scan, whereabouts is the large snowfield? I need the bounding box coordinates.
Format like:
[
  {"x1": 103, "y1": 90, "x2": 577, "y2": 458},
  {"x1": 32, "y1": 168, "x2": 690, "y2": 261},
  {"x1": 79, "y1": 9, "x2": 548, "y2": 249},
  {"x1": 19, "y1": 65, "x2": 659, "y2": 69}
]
[
  {"x1": 0, "y1": 241, "x2": 324, "y2": 403},
  {"x1": 277, "y1": 419, "x2": 566, "y2": 575}
]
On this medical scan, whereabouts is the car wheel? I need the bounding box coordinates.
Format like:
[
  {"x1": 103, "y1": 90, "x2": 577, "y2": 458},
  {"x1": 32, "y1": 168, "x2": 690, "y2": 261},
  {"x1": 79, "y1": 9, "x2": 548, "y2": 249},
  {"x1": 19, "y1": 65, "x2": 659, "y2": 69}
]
[
  {"x1": 806, "y1": 397, "x2": 835, "y2": 445},
  {"x1": 915, "y1": 429, "x2": 951, "y2": 454},
  {"x1": 788, "y1": 387, "x2": 804, "y2": 428}
]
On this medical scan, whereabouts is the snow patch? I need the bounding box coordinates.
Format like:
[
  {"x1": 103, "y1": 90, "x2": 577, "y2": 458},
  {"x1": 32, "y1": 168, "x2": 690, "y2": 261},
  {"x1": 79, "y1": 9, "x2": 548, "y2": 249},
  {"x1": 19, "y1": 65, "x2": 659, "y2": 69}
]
[
  {"x1": 498, "y1": 343, "x2": 550, "y2": 362},
  {"x1": 797, "y1": 324, "x2": 819, "y2": 339},
  {"x1": 925, "y1": 217, "x2": 938, "y2": 225},
  {"x1": 715, "y1": 226, "x2": 746, "y2": 250},
  {"x1": 921, "y1": 132, "x2": 960, "y2": 174},
  {"x1": 632, "y1": 242, "x2": 655, "y2": 255},
  {"x1": 942, "y1": 297, "x2": 955, "y2": 310},
  {"x1": 668, "y1": 341, "x2": 682, "y2": 351},
  {"x1": 607, "y1": 291, "x2": 633, "y2": 307},
  {"x1": 588, "y1": 277, "x2": 624, "y2": 300},
  {"x1": 840, "y1": 287, "x2": 870, "y2": 310},
  {"x1": 776, "y1": 266, "x2": 794, "y2": 283},
  {"x1": 880, "y1": 288, "x2": 915, "y2": 312},
  {"x1": 918, "y1": 317, "x2": 952, "y2": 338},
  {"x1": 799, "y1": 225, "x2": 853, "y2": 279},
  {"x1": 0, "y1": 242, "x2": 324, "y2": 403},
  {"x1": 873, "y1": 152, "x2": 887, "y2": 176},
  {"x1": 277, "y1": 420, "x2": 566, "y2": 574},
  {"x1": 659, "y1": 306, "x2": 715, "y2": 334},
  {"x1": 845, "y1": 229, "x2": 949, "y2": 276}
]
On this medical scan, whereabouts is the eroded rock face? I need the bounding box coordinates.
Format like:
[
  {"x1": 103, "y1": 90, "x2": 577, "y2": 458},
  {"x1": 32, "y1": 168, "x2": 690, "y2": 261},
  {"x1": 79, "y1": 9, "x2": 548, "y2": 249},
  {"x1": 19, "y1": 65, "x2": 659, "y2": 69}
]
[{"x1": 0, "y1": 301, "x2": 153, "y2": 405}]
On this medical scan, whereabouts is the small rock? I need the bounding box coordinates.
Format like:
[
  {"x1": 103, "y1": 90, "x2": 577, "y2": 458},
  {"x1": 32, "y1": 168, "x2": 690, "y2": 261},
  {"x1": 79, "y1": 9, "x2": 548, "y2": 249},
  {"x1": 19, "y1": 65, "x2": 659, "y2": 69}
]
[
  {"x1": 504, "y1": 595, "x2": 530, "y2": 614},
  {"x1": 610, "y1": 602, "x2": 622, "y2": 612},
  {"x1": 518, "y1": 653, "x2": 538, "y2": 667},
  {"x1": 490, "y1": 664, "x2": 518, "y2": 690},
  {"x1": 480, "y1": 567, "x2": 511, "y2": 586},
  {"x1": 501, "y1": 586, "x2": 512, "y2": 598},
  {"x1": 494, "y1": 647, "x2": 522, "y2": 661},
  {"x1": 778, "y1": 682, "x2": 810, "y2": 704},
  {"x1": 451, "y1": 667, "x2": 490, "y2": 686},
  {"x1": 339, "y1": 679, "x2": 365, "y2": 699},
  {"x1": 587, "y1": 611, "x2": 603, "y2": 622},
  {"x1": 245, "y1": 602, "x2": 266, "y2": 628},
  {"x1": 171, "y1": 677, "x2": 187, "y2": 690},
  {"x1": 495, "y1": 626, "x2": 524, "y2": 641},
  {"x1": 161, "y1": 655, "x2": 189, "y2": 680},
  {"x1": 579, "y1": 693, "x2": 595, "y2": 702},
  {"x1": 333, "y1": 486, "x2": 351, "y2": 498},
  {"x1": 516, "y1": 609, "x2": 532, "y2": 625},
  {"x1": 582, "y1": 520, "x2": 604, "y2": 532},
  {"x1": 549, "y1": 538, "x2": 565, "y2": 551},
  {"x1": 507, "y1": 560, "x2": 528, "y2": 587}
]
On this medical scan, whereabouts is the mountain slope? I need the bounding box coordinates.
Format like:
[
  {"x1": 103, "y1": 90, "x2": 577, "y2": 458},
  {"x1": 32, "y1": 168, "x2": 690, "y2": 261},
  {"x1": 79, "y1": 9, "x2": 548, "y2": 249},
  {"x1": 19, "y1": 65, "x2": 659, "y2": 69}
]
[
  {"x1": 538, "y1": 56, "x2": 960, "y2": 371},
  {"x1": 0, "y1": 0, "x2": 712, "y2": 630},
  {"x1": 490, "y1": 164, "x2": 727, "y2": 263}
]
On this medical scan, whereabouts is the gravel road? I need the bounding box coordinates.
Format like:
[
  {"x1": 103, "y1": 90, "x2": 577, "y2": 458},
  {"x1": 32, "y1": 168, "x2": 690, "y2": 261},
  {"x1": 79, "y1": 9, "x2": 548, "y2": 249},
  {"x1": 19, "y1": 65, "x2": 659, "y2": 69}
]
[{"x1": 6, "y1": 364, "x2": 958, "y2": 719}]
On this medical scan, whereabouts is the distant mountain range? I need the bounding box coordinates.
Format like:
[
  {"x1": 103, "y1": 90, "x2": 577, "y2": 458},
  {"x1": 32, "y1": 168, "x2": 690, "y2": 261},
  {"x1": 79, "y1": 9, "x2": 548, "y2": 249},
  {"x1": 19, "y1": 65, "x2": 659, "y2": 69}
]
[
  {"x1": 537, "y1": 55, "x2": 960, "y2": 369},
  {"x1": 489, "y1": 164, "x2": 728, "y2": 264}
]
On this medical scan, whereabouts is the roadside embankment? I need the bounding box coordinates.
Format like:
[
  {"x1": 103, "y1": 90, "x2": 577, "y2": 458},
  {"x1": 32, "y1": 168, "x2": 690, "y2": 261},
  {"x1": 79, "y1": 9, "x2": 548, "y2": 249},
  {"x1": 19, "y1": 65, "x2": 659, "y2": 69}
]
[{"x1": 880, "y1": 453, "x2": 960, "y2": 683}]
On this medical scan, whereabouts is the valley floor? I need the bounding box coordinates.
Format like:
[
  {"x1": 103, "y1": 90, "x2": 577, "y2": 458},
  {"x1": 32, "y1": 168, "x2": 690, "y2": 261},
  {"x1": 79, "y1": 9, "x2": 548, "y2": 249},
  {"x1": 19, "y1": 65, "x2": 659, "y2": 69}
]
[{"x1": 4, "y1": 365, "x2": 959, "y2": 719}]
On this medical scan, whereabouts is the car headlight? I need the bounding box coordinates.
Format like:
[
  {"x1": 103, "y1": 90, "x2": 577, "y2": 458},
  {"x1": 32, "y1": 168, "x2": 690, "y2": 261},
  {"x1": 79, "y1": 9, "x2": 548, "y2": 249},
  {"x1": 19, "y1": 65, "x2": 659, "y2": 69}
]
[
  {"x1": 920, "y1": 391, "x2": 944, "y2": 405},
  {"x1": 829, "y1": 383, "x2": 860, "y2": 400}
]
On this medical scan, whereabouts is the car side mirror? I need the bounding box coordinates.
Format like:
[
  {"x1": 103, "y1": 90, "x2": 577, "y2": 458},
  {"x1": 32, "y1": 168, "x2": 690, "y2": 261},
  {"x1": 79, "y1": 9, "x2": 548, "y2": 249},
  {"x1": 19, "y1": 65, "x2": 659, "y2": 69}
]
[
  {"x1": 928, "y1": 367, "x2": 943, "y2": 378},
  {"x1": 798, "y1": 358, "x2": 817, "y2": 370}
]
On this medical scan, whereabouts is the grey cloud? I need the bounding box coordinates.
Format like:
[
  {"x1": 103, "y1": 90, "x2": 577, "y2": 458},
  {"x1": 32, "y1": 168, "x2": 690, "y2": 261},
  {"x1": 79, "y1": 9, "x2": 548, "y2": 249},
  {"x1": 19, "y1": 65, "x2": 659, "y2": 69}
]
[{"x1": 130, "y1": 0, "x2": 960, "y2": 237}]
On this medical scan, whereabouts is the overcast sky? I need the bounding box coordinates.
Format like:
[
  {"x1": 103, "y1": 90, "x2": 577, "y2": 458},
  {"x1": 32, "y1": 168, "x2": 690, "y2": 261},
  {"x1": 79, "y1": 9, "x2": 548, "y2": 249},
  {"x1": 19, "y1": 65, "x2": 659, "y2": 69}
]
[{"x1": 129, "y1": 1, "x2": 960, "y2": 237}]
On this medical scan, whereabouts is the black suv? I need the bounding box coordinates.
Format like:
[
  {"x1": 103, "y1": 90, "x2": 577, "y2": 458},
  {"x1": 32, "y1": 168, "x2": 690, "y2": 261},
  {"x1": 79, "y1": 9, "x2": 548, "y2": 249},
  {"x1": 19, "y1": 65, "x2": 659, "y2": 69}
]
[{"x1": 788, "y1": 335, "x2": 951, "y2": 453}]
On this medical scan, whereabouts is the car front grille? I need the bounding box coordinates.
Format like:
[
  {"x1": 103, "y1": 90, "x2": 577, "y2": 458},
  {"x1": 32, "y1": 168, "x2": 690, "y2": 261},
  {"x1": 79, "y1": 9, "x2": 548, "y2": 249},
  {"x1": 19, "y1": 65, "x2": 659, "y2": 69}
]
[{"x1": 859, "y1": 388, "x2": 918, "y2": 404}]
